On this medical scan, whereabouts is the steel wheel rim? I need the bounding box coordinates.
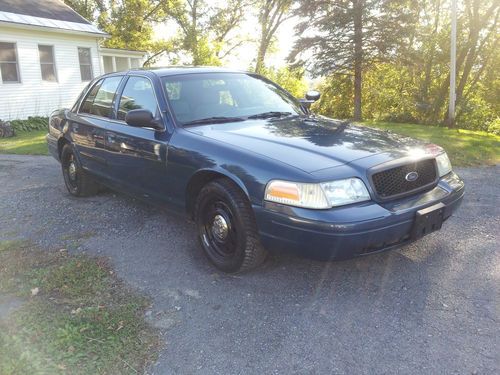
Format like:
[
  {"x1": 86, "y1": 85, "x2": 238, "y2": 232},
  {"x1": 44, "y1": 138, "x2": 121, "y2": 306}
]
[
  {"x1": 201, "y1": 199, "x2": 238, "y2": 259},
  {"x1": 63, "y1": 153, "x2": 78, "y2": 190}
]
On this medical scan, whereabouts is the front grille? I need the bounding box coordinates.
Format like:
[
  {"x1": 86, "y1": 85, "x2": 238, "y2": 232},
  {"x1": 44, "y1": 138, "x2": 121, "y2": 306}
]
[{"x1": 371, "y1": 158, "x2": 437, "y2": 199}]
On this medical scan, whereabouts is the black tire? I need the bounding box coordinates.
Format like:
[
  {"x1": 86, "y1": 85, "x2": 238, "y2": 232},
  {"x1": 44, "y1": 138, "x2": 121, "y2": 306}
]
[
  {"x1": 194, "y1": 178, "x2": 267, "y2": 273},
  {"x1": 61, "y1": 144, "x2": 99, "y2": 197}
]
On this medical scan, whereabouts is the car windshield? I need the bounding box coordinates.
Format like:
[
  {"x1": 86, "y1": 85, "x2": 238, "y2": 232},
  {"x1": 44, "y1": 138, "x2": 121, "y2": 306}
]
[{"x1": 161, "y1": 72, "x2": 304, "y2": 125}]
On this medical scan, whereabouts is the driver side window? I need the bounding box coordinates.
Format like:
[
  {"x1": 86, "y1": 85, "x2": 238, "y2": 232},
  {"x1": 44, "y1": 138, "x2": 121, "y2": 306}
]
[{"x1": 117, "y1": 76, "x2": 158, "y2": 121}]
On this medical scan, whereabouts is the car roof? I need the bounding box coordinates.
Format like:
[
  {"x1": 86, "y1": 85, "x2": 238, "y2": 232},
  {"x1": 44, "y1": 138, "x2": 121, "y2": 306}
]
[{"x1": 125, "y1": 66, "x2": 250, "y2": 77}]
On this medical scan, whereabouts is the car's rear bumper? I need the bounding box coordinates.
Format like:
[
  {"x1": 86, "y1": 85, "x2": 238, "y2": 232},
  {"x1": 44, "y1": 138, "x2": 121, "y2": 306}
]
[{"x1": 254, "y1": 172, "x2": 464, "y2": 260}]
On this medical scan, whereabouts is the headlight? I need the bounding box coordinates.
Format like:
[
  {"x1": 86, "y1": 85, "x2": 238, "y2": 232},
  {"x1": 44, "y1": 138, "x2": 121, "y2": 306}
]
[
  {"x1": 435, "y1": 152, "x2": 452, "y2": 177},
  {"x1": 265, "y1": 178, "x2": 370, "y2": 209},
  {"x1": 321, "y1": 178, "x2": 371, "y2": 206}
]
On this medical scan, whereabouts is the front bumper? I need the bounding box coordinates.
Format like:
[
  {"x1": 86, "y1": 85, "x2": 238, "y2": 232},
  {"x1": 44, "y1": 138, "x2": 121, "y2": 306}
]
[{"x1": 254, "y1": 172, "x2": 464, "y2": 260}]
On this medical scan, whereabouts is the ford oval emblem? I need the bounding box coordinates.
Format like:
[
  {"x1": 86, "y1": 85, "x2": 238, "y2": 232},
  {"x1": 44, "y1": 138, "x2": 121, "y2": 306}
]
[{"x1": 405, "y1": 171, "x2": 419, "y2": 182}]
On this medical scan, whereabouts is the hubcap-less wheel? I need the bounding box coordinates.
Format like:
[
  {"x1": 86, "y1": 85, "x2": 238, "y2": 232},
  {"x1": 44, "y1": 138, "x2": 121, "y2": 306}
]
[
  {"x1": 60, "y1": 144, "x2": 99, "y2": 197},
  {"x1": 201, "y1": 200, "x2": 238, "y2": 259},
  {"x1": 62, "y1": 152, "x2": 79, "y2": 193},
  {"x1": 195, "y1": 179, "x2": 268, "y2": 273}
]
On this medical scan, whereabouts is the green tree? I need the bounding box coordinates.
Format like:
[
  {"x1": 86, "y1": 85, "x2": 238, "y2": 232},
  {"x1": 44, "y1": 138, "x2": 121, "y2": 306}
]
[
  {"x1": 254, "y1": 0, "x2": 294, "y2": 74},
  {"x1": 259, "y1": 66, "x2": 308, "y2": 97},
  {"x1": 64, "y1": 0, "x2": 105, "y2": 22},
  {"x1": 290, "y1": 0, "x2": 417, "y2": 121},
  {"x1": 163, "y1": 0, "x2": 250, "y2": 65},
  {"x1": 99, "y1": 0, "x2": 169, "y2": 51}
]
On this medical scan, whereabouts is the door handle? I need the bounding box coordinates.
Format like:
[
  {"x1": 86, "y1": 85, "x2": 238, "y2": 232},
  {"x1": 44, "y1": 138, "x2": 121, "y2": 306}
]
[{"x1": 106, "y1": 133, "x2": 116, "y2": 143}]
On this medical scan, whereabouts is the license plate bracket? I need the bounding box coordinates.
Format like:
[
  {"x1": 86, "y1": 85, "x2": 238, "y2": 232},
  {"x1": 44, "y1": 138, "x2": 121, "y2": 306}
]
[{"x1": 411, "y1": 202, "x2": 445, "y2": 240}]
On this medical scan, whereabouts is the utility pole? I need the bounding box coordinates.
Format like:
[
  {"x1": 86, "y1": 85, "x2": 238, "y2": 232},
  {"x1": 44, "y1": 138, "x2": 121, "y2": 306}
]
[{"x1": 448, "y1": 0, "x2": 457, "y2": 127}]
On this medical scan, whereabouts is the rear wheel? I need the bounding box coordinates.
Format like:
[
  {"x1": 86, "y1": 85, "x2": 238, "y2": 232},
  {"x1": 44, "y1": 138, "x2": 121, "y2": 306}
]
[
  {"x1": 61, "y1": 144, "x2": 99, "y2": 197},
  {"x1": 194, "y1": 179, "x2": 267, "y2": 273}
]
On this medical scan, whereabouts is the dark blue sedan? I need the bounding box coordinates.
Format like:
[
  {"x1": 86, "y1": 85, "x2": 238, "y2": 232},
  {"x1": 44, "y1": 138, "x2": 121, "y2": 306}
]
[{"x1": 47, "y1": 67, "x2": 464, "y2": 273}]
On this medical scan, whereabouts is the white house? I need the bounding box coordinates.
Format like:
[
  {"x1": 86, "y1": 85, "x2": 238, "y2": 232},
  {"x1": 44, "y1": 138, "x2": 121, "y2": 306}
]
[{"x1": 0, "y1": 0, "x2": 146, "y2": 120}]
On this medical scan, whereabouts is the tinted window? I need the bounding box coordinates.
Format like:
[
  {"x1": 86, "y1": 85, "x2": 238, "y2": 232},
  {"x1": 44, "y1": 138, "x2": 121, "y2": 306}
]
[
  {"x1": 161, "y1": 73, "x2": 303, "y2": 124},
  {"x1": 80, "y1": 79, "x2": 103, "y2": 114},
  {"x1": 78, "y1": 47, "x2": 93, "y2": 81},
  {"x1": 91, "y1": 76, "x2": 122, "y2": 117},
  {"x1": 0, "y1": 42, "x2": 20, "y2": 83},
  {"x1": 38, "y1": 45, "x2": 57, "y2": 82},
  {"x1": 117, "y1": 76, "x2": 158, "y2": 121}
]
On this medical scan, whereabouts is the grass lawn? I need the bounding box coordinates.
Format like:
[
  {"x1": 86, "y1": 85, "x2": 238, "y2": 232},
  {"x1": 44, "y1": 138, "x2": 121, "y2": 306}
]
[
  {"x1": 0, "y1": 240, "x2": 159, "y2": 374},
  {"x1": 0, "y1": 130, "x2": 48, "y2": 155},
  {"x1": 359, "y1": 121, "x2": 500, "y2": 167}
]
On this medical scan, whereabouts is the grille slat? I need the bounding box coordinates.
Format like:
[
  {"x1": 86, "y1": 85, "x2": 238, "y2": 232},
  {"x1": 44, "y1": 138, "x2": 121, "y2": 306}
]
[{"x1": 371, "y1": 159, "x2": 437, "y2": 199}]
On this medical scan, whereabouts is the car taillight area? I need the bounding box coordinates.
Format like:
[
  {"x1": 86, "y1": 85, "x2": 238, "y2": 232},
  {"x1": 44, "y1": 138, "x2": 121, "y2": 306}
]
[{"x1": 370, "y1": 158, "x2": 438, "y2": 200}]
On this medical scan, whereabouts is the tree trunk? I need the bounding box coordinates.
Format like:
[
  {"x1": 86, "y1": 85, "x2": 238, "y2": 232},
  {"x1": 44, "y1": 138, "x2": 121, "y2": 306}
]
[
  {"x1": 255, "y1": 2, "x2": 270, "y2": 74},
  {"x1": 255, "y1": 36, "x2": 267, "y2": 74},
  {"x1": 353, "y1": 0, "x2": 363, "y2": 121},
  {"x1": 421, "y1": 0, "x2": 441, "y2": 104}
]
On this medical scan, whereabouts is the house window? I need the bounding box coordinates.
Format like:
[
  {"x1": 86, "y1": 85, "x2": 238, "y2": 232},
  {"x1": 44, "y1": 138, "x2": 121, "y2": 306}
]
[
  {"x1": 0, "y1": 42, "x2": 20, "y2": 83},
  {"x1": 131, "y1": 58, "x2": 141, "y2": 68},
  {"x1": 78, "y1": 47, "x2": 93, "y2": 81},
  {"x1": 115, "y1": 57, "x2": 128, "y2": 71},
  {"x1": 38, "y1": 45, "x2": 57, "y2": 82}
]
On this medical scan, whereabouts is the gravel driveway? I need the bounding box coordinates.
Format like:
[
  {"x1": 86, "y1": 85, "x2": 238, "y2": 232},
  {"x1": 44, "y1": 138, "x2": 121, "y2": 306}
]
[{"x1": 0, "y1": 154, "x2": 498, "y2": 375}]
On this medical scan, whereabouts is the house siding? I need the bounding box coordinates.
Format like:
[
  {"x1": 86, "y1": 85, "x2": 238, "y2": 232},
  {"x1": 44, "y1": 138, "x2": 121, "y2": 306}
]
[{"x1": 0, "y1": 25, "x2": 102, "y2": 120}]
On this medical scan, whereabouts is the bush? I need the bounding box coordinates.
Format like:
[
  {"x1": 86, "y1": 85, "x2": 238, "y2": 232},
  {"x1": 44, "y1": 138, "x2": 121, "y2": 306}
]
[
  {"x1": 487, "y1": 118, "x2": 500, "y2": 135},
  {"x1": 9, "y1": 117, "x2": 48, "y2": 132}
]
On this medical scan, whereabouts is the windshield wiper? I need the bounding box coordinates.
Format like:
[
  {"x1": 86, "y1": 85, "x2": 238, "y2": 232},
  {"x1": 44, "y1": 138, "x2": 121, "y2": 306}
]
[
  {"x1": 247, "y1": 111, "x2": 294, "y2": 119},
  {"x1": 183, "y1": 116, "x2": 246, "y2": 126}
]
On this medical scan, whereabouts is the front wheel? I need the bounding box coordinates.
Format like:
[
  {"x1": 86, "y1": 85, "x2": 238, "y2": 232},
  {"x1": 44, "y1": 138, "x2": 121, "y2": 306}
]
[
  {"x1": 194, "y1": 179, "x2": 267, "y2": 273},
  {"x1": 61, "y1": 144, "x2": 99, "y2": 197}
]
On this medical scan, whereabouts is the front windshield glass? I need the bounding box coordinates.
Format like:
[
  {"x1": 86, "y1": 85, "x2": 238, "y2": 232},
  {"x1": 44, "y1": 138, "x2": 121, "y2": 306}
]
[{"x1": 161, "y1": 73, "x2": 304, "y2": 125}]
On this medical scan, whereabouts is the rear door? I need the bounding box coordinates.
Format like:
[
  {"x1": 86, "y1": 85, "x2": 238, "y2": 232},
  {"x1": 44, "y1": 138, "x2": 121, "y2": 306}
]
[
  {"x1": 71, "y1": 75, "x2": 123, "y2": 177},
  {"x1": 104, "y1": 75, "x2": 171, "y2": 200}
]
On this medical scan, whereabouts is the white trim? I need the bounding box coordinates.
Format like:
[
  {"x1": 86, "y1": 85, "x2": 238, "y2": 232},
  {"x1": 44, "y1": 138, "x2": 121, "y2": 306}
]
[{"x1": 99, "y1": 47, "x2": 146, "y2": 58}]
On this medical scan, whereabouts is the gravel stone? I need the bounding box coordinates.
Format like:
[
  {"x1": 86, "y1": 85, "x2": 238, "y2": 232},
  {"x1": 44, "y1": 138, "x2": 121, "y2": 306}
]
[{"x1": 0, "y1": 154, "x2": 498, "y2": 375}]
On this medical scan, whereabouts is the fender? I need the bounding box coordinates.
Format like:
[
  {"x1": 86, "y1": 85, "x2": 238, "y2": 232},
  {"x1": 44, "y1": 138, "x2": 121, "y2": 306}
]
[{"x1": 192, "y1": 166, "x2": 251, "y2": 199}]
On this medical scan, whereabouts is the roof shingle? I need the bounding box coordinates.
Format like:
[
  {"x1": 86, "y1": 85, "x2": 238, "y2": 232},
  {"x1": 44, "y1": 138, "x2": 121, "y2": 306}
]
[{"x1": 0, "y1": 0, "x2": 90, "y2": 25}]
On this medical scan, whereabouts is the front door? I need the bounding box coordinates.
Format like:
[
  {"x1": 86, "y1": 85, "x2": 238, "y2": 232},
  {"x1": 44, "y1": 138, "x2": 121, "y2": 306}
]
[
  {"x1": 104, "y1": 75, "x2": 171, "y2": 202},
  {"x1": 71, "y1": 76, "x2": 123, "y2": 178}
]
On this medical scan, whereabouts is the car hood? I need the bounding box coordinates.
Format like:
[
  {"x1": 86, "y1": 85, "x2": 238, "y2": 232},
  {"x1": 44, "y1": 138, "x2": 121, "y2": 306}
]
[{"x1": 185, "y1": 116, "x2": 428, "y2": 173}]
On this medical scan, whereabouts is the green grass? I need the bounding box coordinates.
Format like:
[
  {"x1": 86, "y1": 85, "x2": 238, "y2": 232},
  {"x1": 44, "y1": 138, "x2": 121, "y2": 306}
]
[
  {"x1": 359, "y1": 121, "x2": 500, "y2": 167},
  {"x1": 0, "y1": 130, "x2": 48, "y2": 155},
  {"x1": 0, "y1": 240, "x2": 159, "y2": 375}
]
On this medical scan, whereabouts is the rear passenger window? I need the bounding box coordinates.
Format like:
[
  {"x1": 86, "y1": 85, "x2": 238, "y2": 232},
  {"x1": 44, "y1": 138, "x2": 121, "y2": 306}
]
[
  {"x1": 79, "y1": 79, "x2": 102, "y2": 114},
  {"x1": 79, "y1": 76, "x2": 122, "y2": 117},
  {"x1": 117, "y1": 76, "x2": 158, "y2": 121}
]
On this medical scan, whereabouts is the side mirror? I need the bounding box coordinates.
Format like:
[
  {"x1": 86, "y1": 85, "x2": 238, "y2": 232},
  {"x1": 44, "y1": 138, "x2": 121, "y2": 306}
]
[
  {"x1": 125, "y1": 109, "x2": 164, "y2": 131},
  {"x1": 299, "y1": 90, "x2": 321, "y2": 112},
  {"x1": 305, "y1": 90, "x2": 321, "y2": 101}
]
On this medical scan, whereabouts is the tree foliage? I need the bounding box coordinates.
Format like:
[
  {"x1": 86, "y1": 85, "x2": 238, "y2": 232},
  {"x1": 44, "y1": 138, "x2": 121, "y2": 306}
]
[
  {"x1": 162, "y1": 0, "x2": 250, "y2": 66},
  {"x1": 62, "y1": 0, "x2": 499, "y2": 133},
  {"x1": 259, "y1": 66, "x2": 308, "y2": 98},
  {"x1": 254, "y1": 0, "x2": 294, "y2": 73},
  {"x1": 290, "y1": 0, "x2": 417, "y2": 120}
]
